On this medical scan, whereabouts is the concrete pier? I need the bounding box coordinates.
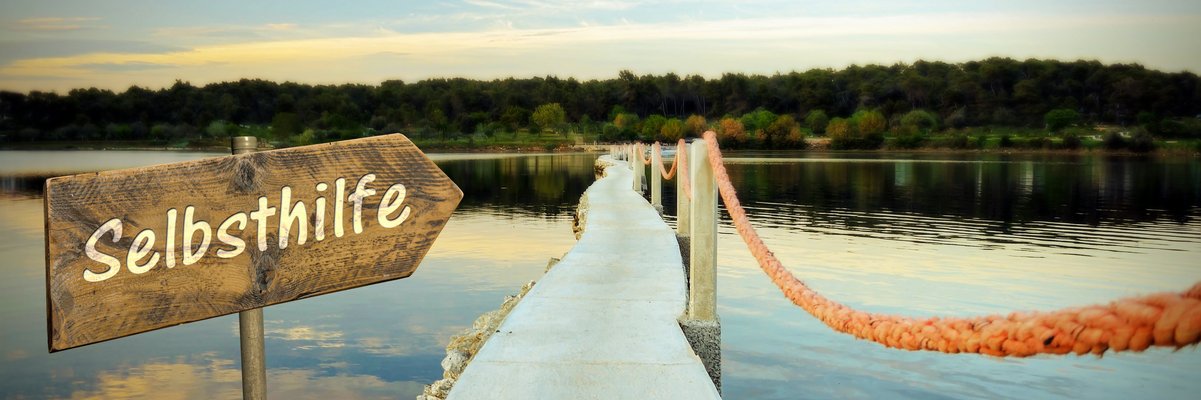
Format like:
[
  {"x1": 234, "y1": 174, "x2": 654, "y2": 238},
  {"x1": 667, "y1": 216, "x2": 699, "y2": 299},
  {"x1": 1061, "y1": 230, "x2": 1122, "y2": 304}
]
[{"x1": 445, "y1": 155, "x2": 720, "y2": 400}]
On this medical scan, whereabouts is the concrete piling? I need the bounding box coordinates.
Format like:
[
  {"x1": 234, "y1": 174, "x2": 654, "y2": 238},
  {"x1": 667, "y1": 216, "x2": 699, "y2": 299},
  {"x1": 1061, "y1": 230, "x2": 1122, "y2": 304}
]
[
  {"x1": 683, "y1": 138, "x2": 720, "y2": 392},
  {"x1": 651, "y1": 144, "x2": 663, "y2": 212}
]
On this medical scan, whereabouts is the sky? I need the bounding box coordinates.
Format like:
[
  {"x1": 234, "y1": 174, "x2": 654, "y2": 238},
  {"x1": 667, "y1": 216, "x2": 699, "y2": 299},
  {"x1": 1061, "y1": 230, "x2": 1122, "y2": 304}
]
[{"x1": 1, "y1": 0, "x2": 1199, "y2": 92}]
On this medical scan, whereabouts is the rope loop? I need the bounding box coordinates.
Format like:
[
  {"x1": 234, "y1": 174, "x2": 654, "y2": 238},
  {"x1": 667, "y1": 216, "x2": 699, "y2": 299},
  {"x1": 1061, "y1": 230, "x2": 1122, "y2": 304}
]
[
  {"x1": 697, "y1": 130, "x2": 1201, "y2": 357},
  {"x1": 636, "y1": 143, "x2": 652, "y2": 166},
  {"x1": 654, "y1": 142, "x2": 679, "y2": 180}
]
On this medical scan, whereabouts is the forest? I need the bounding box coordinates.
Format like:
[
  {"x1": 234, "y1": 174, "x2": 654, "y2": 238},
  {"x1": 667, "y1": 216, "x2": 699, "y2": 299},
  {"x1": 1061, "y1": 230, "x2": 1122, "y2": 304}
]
[{"x1": 1, "y1": 57, "x2": 1199, "y2": 151}]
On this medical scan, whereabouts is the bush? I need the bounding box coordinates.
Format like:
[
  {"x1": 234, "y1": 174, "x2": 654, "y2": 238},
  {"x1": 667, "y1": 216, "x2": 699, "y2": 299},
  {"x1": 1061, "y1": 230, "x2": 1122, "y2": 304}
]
[
  {"x1": 600, "y1": 124, "x2": 622, "y2": 142},
  {"x1": 900, "y1": 109, "x2": 938, "y2": 135},
  {"x1": 1044, "y1": 109, "x2": 1079, "y2": 132},
  {"x1": 891, "y1": 132, "x2": 925, "y2": 149},
  {"x1": 828, "y1": 117, "x2": 882, "y2": 150},
  {"x1": 1103, "y1": 132, "x2": 1127, "y2": 150},
  {"x1": 947, "y1": 134, "x2": 970, "y2": 149},
  {"x1": 999, "y1": 135, "x2": 1014, "y2": 148},
  {"x1": 763, "y1": 115, "x2": 802, "y2": 148},
  {"x1": 660, "y1": 118, "x2": 685, "y2": 141},
  {"x1": 531, "y1": 103, "x2": 567, "y2": 134},
  {"x1": 945, "y1": 107, "x2": 969, "y2": 129},
  {"x1": 804, "y1": 110, "x2": 829, "y2": 135},
  {"x1": 1061, "y1": 134, "x2": 1082, "y2": 150},
  {"x1": 851, "y1": 109, "x2": 887, "y2": 137},
  {"x1": 974, "y1": 135, "x2": 988, "y2": 149},
  {"x1": 716, "y1": 117, "x2": 747, "y2": 147},
  {"x1": 1157, "y1": 117, "x2": 1201, "y2": 139},
  {"x1": 290, "y1": 129, "x2": 318, "y2": 146},
  {"x1": 641, "y1": 115, "x2": 667, "y2": 141},
  {"x1": 684, "y1": 115, "x2": 707, "y2": 137},
  {"x1": 740, "y1": 108, "x2": 777, "y2": 136},
  {"x1": 1128, "y1": 128, "x2": 1155, "y2": 153},
  {"x1": 1024, "y1": 136, "x2": 1051, "y2": 149}
]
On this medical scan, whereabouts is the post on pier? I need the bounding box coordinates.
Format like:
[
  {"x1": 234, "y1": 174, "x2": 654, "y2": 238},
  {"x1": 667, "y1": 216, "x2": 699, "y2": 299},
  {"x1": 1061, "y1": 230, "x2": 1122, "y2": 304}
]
[
  {"x1": 681, "y1": 136, "x2": 720, "y2": 392},
  {"x1": 651, "y1": 143, "x2": 663, "y2": 212},
  {"x1": 632, "y1": 144, "x2": 643, "y2": 193},
  {"x1": 677, "y1": 141, "x2": 691, "y2": 237}
]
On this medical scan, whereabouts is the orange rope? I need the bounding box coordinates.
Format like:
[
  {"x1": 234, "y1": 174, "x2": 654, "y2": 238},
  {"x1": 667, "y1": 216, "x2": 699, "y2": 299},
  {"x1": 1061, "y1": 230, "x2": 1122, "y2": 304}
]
[
  {"x1": 637, "y1": 143, "x2": 652, "y2": 166},
  {"x1": 654, "y1": 142, "x2": 679, "y2": 180},
  {"x1": 698, "y1": 131, "x2": 1201, "y2": 357}
]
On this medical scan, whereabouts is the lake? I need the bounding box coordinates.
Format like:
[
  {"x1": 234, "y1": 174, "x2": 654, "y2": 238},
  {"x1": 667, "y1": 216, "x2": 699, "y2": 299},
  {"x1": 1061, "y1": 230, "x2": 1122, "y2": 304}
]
[{"x1": 1, "y1": 149, "x2": 1199, "y2": 399}]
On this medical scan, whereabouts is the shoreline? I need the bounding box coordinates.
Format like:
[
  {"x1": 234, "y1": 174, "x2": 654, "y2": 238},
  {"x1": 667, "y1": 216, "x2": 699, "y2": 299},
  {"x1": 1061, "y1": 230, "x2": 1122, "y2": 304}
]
[{"x1": 1, "y1": 141, "x2": 1197, "y2": 157}]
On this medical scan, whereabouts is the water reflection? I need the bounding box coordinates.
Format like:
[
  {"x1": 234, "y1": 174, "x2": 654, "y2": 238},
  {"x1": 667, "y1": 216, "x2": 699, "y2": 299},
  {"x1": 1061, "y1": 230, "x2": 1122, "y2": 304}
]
[
  {"x1": 645, "y1": 151, "x2": 1201, "y2": 399},
  {"x1": 0, "y1": 151, "x2": 600, "y2": 219},
  {"x1": 4, "y1": 149, "x2": 1199, "y2": 399},
  {"x1": 439, "y1": 154, "x2": 598, "y2": 218},
  {"x1": 718, "y1": 153, "x2": 1200, "y2": 225},
  {"x1": 63, "y1": 353, "x2": 423, "y2": 400},
  {"x1": 0, "y1": 150, "x2": 594, "y2": 399}
]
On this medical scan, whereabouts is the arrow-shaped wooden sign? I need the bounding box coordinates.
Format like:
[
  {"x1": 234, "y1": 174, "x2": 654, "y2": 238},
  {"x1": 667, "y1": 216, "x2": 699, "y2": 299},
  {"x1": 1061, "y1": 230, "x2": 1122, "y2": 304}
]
[{"x1": 45, "y1": 134, "x2": 462, "y2": 352}]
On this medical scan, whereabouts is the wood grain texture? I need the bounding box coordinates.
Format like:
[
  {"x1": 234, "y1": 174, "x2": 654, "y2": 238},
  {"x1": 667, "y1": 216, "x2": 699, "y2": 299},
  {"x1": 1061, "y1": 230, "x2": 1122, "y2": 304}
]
[{"x1": 45, "y1": 134, "x2": 463, "y2": 352}]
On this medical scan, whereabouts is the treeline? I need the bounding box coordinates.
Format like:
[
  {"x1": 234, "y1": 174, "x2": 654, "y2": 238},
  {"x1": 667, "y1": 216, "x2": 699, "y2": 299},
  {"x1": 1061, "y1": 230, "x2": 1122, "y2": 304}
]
[{"x1": 0, "y1": 57, "x2": 1199, "y2": 148}]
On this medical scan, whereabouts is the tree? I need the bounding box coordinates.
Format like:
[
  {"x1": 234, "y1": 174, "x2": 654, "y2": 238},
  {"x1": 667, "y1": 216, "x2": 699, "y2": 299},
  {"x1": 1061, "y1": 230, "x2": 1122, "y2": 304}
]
[
  {"x1": 1044, "y1": 108, "x2": 1079, "y2": 132},
  {"x1": 426, "y1": 107, "x2": 449, "y2": 137},
  {"x1": 899, "y1": 109, "x2": 938, "y2": 135},
  {"x1": 531, "y1": 103, "x2": 567, "y2": 134},
  {"x1": 4, "y1": 58, "x2": 1200, "y2": 147},
  {"x1": 614, "y1": 112, "x2": 640, "y2": 139},
  {"x1": 641, "y1": 114, "x2": 667, "y2": 141},
  {"x1": 827, "y1": 118, "x2": 850, "y2": 137},
  {"x1": 716, "y1": 117, "x2": 746, "y2": 147},
  {"x1": 500, "y1": 106, "x2": 529, "y2": 133},
  {"x1": 763, "y1": 115, "x2": 801, "y2": 148},
  {"x1": 271, "y1": 112, "x2": 301, "y2": 141},
  {"x1": 739, "y1": 108, "x2": 777, "y2": 141},
  {"x1": 804, "y1": 110, "x2": 829, "y2": 134},
  {"x1": 660, "y1": 118, "x2": 685, "y2": 141},
  {"x1": 1129, "y1": 127, "x2": 1155, "y2": 153},
  {"x1": 826, "y1": 118, "x2": 852, "y2": 149},
  {"x1": 684, "y1": 114, "x2": 707, "y2": 137},
  {"x1": 851, "y1": 109, "x2": 886, "y2": 136},
  {"x1": 206, "y1": 120, "x2": 230, "y2": 138}
]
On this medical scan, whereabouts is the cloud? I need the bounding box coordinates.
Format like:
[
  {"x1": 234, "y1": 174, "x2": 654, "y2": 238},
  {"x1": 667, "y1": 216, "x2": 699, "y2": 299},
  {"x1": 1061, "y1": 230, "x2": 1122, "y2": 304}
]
[
  {"x1": 464, "y1": 0, "x2": 522, "y2": 10},
  {"x1": 14, "y1": 17, "x2": 102, "y2": 31},
  {"x1": 152, "y1": 23, "x2": 309, "y2": 42},
  {"x1": 464, "y1": 0, "x2": 640, "y2": 11},
  {"x1": 265, "y1": 23, "x2": 299, "y2": 31},
  {"x1": 63, "y1": 354, "x2": 424, "y2": 399},
  {"x1": 9, "y1": 12, "x2": 1186, "y2": 69},
  {"x1": 355, "y1": 336, "x2": 421, "y2": 356},
  {"x1": 78, "y1": 61, "x2": 178, "y2": 72},
  {"x1": 2, "y1": 10, "x2": 1198, "y2": 91},
  {"x1": 0, "y1": 39, "x2": 184, "y2": 65}
]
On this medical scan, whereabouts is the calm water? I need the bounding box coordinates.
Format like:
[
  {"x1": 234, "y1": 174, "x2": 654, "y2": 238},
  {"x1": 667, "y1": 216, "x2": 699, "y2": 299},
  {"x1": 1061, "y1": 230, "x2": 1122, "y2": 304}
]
[
  {"x1": 1, "y1": 150, "x2": 1199, "y2": 399},
  {"x1": 0, "y1": 150, "x2": 591, "y2": 399}
]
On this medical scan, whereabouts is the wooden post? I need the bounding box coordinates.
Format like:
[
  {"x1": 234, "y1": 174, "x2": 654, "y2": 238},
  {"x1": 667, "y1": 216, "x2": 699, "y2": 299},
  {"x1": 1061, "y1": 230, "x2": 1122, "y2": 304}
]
[
  {"x1": 651, "y1": 143, "x2": 662, "y2": 211},
  {"x1": 677, "y1": 141, "x2": 691, "y2": 237},
  {"x1": 232, "y1": 136, "x2": 266, "y2": 400},
  {"x1": 688, "y1": 138, "x2": 716, "y2": 321}
]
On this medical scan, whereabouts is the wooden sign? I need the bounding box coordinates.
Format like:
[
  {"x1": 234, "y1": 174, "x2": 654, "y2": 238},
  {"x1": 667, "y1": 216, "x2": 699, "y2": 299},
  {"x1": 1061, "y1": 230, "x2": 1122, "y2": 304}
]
[{"x1": 44, "y1": 134, "x2": 462, "y2": 352}]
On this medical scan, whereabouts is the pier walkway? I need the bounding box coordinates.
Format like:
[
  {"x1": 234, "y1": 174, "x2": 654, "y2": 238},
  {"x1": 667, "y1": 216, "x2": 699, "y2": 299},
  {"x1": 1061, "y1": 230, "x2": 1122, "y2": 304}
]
[
  {"x1": 445, "y1": 155, "x2": 721, "y2": 399},
  {"x1": 444, "y1": 135, "x2": 1201, "y2": 399}
]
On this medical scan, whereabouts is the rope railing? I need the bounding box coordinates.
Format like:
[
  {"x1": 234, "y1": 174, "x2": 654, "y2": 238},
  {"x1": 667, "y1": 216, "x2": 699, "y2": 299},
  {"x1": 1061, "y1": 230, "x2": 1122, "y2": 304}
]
[
  {"x1": 636, "y1": 143, "x2": 652, "y2": 166},
  {"x1": 635, "y1": 132, "x2": 1201, "y2": 357},
  {"x1": 650, "y1": 140, "x2": 689, "y2": 199},
  {"x1": 654, "y1": 142, "x2": 678, "y2": 180}
]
